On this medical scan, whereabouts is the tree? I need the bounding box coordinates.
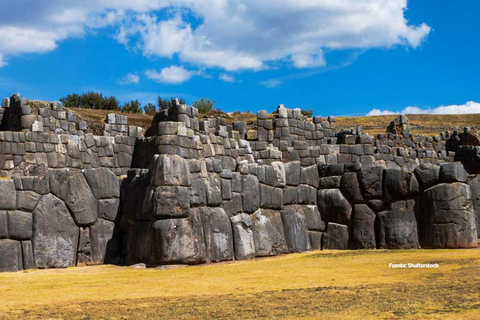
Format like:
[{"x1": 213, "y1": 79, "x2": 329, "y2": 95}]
[
  {"x1": 60, "y1": 93, "x2": 82, "y2": 108},
  {"x1": 301, "y1": 108, "x2": 313, "y2": 118},
  {"x1": 59, "y1": 91, "x2": 119, "y2": 110},
  {"x1": 193, "y1": 98, "x2": 216, "y2": 113},
  {"x1": 157, "y1": 95, "x2": 171, "y2": 110},
  {"x1": 144, "y1": 102, "x2": 157, "y2": 115},
  {"x1": 121, "y1": 100, "x2": 142, "y2": 114}
]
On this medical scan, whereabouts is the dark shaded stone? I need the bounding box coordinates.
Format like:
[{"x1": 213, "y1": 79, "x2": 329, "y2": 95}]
[
  {"x1": 89, "y1": 218, "x2": 121, "y2": 264},
  {"x1": 66, "y1": 173, "x2": 98, "y2": 227},
  {"x1": 384, "y1": 168, "x2": 411, "y2": 200},
  {"x1": 142, "y1": 186, "x2": 190, "y2": 219},
  {"x1": 322, "y1": 223, "x2": 349, "y2": 250},
  {"x1": 317, "y1": 189, "x2": 352, "y2": 225},
  {"x1": 0, "y1": 180, "x2": 16, "y2": 210},
  {"x1": 420, "y1": 183, "x2": 477, "y2": 248},
  {"x1": 199, "y1": 207, "x2": 234, "y2": 262},
  {"x1": 33, "y1": 194, "x2": 79, "y2": 268},
  {"x1": 340, "y1": 172, "x2": 363, "y2": 203},
  {"x1": 281, "y1": 206, "x2": 311, "y2": 252},
  {"x1": 439, "y1": 162, "x2": 468, "y2": 183},
  {"x1": 83, "y1": 168, "x2": 120, "y2": 199},
  {"x1": 251, "y1": 209, "x2": 288, "y2": 256},
  {"x1": 151, "y1": 154, "x2": 191, "y2": 186},
  {"x1": 48, "y1": 169, "x2": 69, "y2": 201},
  {"x1": 308, "y1": 231, "x2": 322, "y2": 250},
  {"x1": 7, "y1": 210, "x2": 32, "y2": 240},
  {"x1": 377, "y1": 200, "x2": 420, "y2": 249},
  {"x1": 21, "y1": 241, "x2": 35, "y2": 270},
  {"x1": 351, "y1": 204, "x2": 376, "y2": 249},
  {"x1": 414, "y1": 164, "x2": 440, "y2": 189},
  {"x1": 359, "y1": 166, "x2": 384, "y2": 198},
  {"x1": 468, "y1": 176, "x2": 480, "y2": 234},
  {"x1": 0, "y1": 239, "x2": 22, "y2": 272}
]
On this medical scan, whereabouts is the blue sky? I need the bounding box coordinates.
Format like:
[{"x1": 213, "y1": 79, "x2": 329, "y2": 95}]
[{"x1": 0, "y1": 0, "x2": 479, "y2": 116}]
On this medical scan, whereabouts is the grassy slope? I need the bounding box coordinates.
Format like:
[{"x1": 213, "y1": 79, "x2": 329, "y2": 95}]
[{"x1": 1, "y1": 249, "x2": 480, "y2": 319}]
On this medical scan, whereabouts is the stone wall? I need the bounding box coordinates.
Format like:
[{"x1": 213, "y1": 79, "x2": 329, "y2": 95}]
[{"x1": 0, "y1": 93, "x2": 479, "y2": 272}]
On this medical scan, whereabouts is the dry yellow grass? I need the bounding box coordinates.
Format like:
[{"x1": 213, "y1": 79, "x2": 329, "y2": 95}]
[
  {"x1": 1, "y1": 249, "x2": 480, "y2": 319},
  {"x1": 337, "y1": 113, "x2": 480, "y2": 136}
]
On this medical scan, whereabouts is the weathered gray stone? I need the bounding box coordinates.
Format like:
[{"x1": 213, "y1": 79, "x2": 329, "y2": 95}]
[
  {"x1": 205, "y1": 173, "x2": 222, "y2": 206},
  {"x1": 83, "y1": 168, "x2": 120, "y2": 199},
  {"x1": 420, "y1": 183, "x2": 477, "y2": 248},
  {"x1": 317, "y1": 189, "x2": 352, "y2": 225},
  {"x1": 322, "y1": 223, "x2": 349, "y2": 250},
  {"x1": 439, "y1": 162, "x2": 468, "y2": 183},
  {"x1": 0, "y1": 180, "x2": 16, "y2": 210},
  {"x1": 0, "y1": 211, "x2": 7, "y2": 238},
  {"x1": 89, "y1": 218, "x2": 120, "y2": 264},
  {"x1": 0, "y1": 239, "x2": 23, "y2": 272},
  {"x1": 199, "y1": 207, "x2": 234, "y2": 262},
  {"x1": 221, "y1": 193, "x2": 243, "y2": 217},
  {"x1": 230, "y1": 213, "x2": 255, "y2": 260},
  {"x1": 16, "y1": 191, "x2": 41, "y2": 211},
  {"x1": 271, "y1": 161, "x2": 286, "y2": 187},
  {"x1": 351, "y1": 204, "x2": 376, "y2": 249},
  {"x1": 285, "y1": 161, "x2": 301, "y2": 186},
  {"x1": 308, "y1": 231, "x2": 322, "y2": 250},
  {"x1": 151, "y1": 154, "x2": 191, "y2": 186},
  {"x1": 251, "y1": 209, "x2": 288, "y2": 256},
  {"x1": 48, "y1": 170, "x2": 69, "y2": 201},
  {"x1": 21, "y1": 241, "x2": 35, "y2": 270},
  {"x1": 152, "y1": 208, "x2": 207, "y2": 264},
  {"x1": 468, "y1": 176, "x2": 480, "y2": 234},
  {"x1": 7, "y1": 211, "x2": 32, "y2": 240},
  {"x1": 359, "y1": 166, "x2": 384, "y2": 198},
  {"x1": 33, "y1": 194, "x2": 79, "y2": 268},
  {"x1": 414, "y1": 164, "x2": 440, "y2": 189},
  {"x1": 241, "y1": 175, "x2": 260, "y2": 213},
  {"x1": 377, "y1": 200, "x2": 420, "y2": 249},
  {"x1": 281, "y1": 206, "x2": 311, "y2": 252},
  {"x1": 98, "y1": 198, "x2": 120, "y2": 221},
  {"x1": 384, "y1": 168, "x2": 411, "y2": 200},
  {"x1": 340, "y1": 172, "x2": 363, "y2": 203},
  {"x1": 143, "y1": 185, "x2": 190, "y2": 219},
  {"x1": 66, "y1": 173, "x2": 98, "y2": 226}
]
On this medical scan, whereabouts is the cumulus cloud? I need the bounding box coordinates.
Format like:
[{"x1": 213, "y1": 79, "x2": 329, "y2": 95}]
[
  {"x1": 219, "y1": 73, "x2": 236, "y2": 83},
  {"x1": 366, "y1": 101, "x2": 480, "y2": 116},
  {"x1": 0, "y1": 0, "x2": 430, "y2": 71},
  {"x1": 145, "y1": 65, "x2": 199, "y2": 84},
  {"x1": 120, "y1": 73, "x2": 140, "y2": 85}
]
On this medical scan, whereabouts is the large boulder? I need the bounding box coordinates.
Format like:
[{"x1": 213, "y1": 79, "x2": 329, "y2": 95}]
[
  {"x1": 48, "y1": 169, "x2": 70, "y2": 201},
  {"x1": 142, "y1": 186, "x2": 190, "y2": 220},
  {"x1": 384, "y1": 168, "x2": 411, "y2": 200},
  {"x1": 0, "y1": 239, "x2": 23, "y2": 272},
  {"x1": 199, "y1": 207, "x2": 234, "y2": 262},
  {"x1": 340, "y1": 172, "x2": 363, "y2": 203},
  {"x1": 230, "y1": 213, "x2": 255, "y2": 260},
  {"x1": 241, "y1": 175, "x2": 260, "y2": 213},
  {"x1": 420, "y1": 183, "x2": 477, "y2": 248},
  {"x1": 359, "y1": 166, "x2": 384, "y2": 198},
  {"x1": 151, "y1": 154, "x2": 191, "y2": 186},
  {"x1": 89, "y1": 218, "x2": 121, "y2": 265},
  {"x1": 0, "y1": 180, "x2": 16, "y2": 210},
  {"x1": 251, "y1": 209, "x2": 288, "y2": 256},
  {"x1": 66, "y1": 173, "x2": 98, "y2": 226},
  {"x1": 7, "y1": 211, "x2": 32, "y2": 240},
  {"x1": 83, "y1": 168, "x2": 120, "y2": 199},
  {"x1": 351, "y1": 204, "x2": 376, "y2": 249},
  {"x1": 190, "y1": 173, "x2": 207, "y2": 206},
  {"x1": 317, "y1": 189, "x2": 352, "y2": 225},
  {"x1": 152, "y1": 208, "x2": 207, "y2": 264},
  {"x1": 322, "y1": 223, "x2": 349, "y2": 250},
  {"x1": 414, "y1": 164, "x2": 440, "y2": 189},
  {"x1": 468, "y1": 176, "x2": 480, "y2": 234},
  {"x1": 439, "y1": 162, "x2": 468, "y2": 183},
  {"x1": 280, "y1": 206, "x2": 311, "y2": 252},
  {"x1": 377, "y1": 200, "x2": 420, "y2": 249},
  {"x1": 33, "y1": 194, "x2": 79, "y2": 268},
  {"x1": 285, "y1": 161, "x2": 301, "y2": 186}
]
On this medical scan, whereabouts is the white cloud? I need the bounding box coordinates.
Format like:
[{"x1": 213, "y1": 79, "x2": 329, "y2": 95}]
[
  {"x1": 120, "y1": 73, "x2": 140, "y2": 85},
  {"x1": 145, "y1": 65, "x2": 199, "y2": 84},
  {"x1": 366, "y1": 101, "x2": 480, "y2": 116},
  {"x1": 219, "y1": 73, "x2": 236, "y2": 83},
  {"x1": 0, "y1": 0, "x2": 430, "y2": 71}
]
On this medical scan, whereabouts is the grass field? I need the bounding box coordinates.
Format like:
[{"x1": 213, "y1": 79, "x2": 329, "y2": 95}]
[{"x1": 1, "y1": 249, "x2": 480, "y2": 319}]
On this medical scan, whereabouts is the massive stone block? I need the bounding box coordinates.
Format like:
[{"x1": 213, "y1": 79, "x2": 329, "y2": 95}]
[
  {"x1": 199, "y1": 207, "x2": 234, "y2": 262},
  {"x1": 322, "y1": 223, "x2": 349, "y2": 250},
  {"x1": 89, "y1": 218, "x2": 121, "y2": 265},
  {"x1": 7, "y1": 210, "x2": 32, "y2": 240},
  {"x1": 280, "y1": 206, "x2": 311, "y2": 253},
  {"x1": 142, "y1": 186, "x2": 190, "y2": 220},
  {"x1": 359, "y1": 166, "x2": 384, "y2": 198},
  {"x1": 33, "y1": 194, "x2": 79, "y2": 268},
  {"x1": 0, "y1": 180, "x2": 16, "y2": 210},
  {"x1": 241, "y1": 174, "x2": 260, "y2": 213},
  {"x1": 351, "y1": 204, "x2": 376, "y2": 249},
  {"x1": 205, "y1": 173, "x2": 222, "y2": 206},
  {"x1": 66, "y1": 173, "x2": 98, "y2": 226},
  {"x1": 377, "y1": 200, "x2": 420, "y2": 249},
  {"x1": 0, "y1": 239, "x2": 23, "y2": 272},
  {"x1": 384, "y1": 168, "x2": 411, "y2": 200},
  {"x1": 340, "y1": 172, "x2": 363, "y2": 203},
  {"x1": 230, "y1": 213, "x2": 255, "y2": 260},
  {"x1": 420, "y1": 183, "x2": 477, "y2": 248},
  {"x1": 151, "y1": 154, "x2": 191, "y2": 186},
  {"x1": 190, "y1": 173, "x2": 207, "y2": 207},
  {"x1": 317, "y1": 189, "x2": 352, "y2": 225},
  {"x1": 468, "y1": 176, "x2": 480, "y2": 234},
  {"x1": 251, "y1": 209, "x2": 288, "y2": 256},
  {"x1": 152, "y1": 209, "x2": 207, "y2": 264},
  {"x1": 83, "y1": 168, "x2": 120, "y2": 199},
  {"x1": 126, "y1": 222, "x2": 155, "y2": 265},
  {"x1": 439, "y1": 162, "x2": 468, "y2": 183},
  {"x1": 414, "y1": 164, "x2": 440, "y2": 189},
  {"x1": 16, "y1": 191, "x2": 41, "y2": 211},
  {"x1": 48, "y1": 169, "x2": 69, "y2": 201}
]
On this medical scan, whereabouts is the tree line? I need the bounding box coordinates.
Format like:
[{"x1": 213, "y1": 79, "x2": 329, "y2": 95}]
[{"x1": 60, "y1": 91, "x2": 217, "y2": 115}]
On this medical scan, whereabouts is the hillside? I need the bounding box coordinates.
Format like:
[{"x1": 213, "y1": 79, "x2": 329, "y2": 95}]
[{"x1": 28, "y1": 101, "x2": 480, "y2": 137}]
